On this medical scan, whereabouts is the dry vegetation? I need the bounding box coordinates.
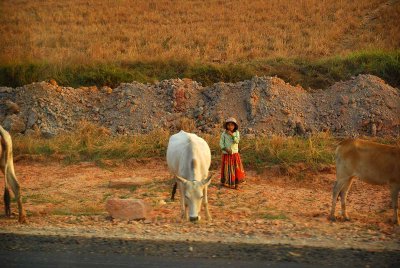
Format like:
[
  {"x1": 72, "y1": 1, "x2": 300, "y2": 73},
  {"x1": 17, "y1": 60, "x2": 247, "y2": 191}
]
[
  {"x1": 12, "y1": 122, "x2": 336, "y2": 171},
  {"x1": 1, "y1": 0, "x2": 399, "y2": 64},
  {"x1": 11, "y1": 122, "x2": 400, "y2": 172}
]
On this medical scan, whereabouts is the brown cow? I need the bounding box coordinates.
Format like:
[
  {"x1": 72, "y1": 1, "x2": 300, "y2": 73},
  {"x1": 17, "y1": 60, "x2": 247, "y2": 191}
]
[
  {"x1": 329, "y1": 139, "x2": 400, "y2": 224},
  {"x1": 0, "y1": 125, "x2": 26, "y2": 223}
]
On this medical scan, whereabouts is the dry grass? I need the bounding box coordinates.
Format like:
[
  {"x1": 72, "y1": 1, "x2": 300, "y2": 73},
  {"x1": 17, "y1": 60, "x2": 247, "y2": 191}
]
[
  {"x1": 12, "y1": 122, "x2": 399, "y2": 172},
  {"x1": 12, "y1": 122, "x2": 338, "y2": 170},
  {"x1": 1, "y1": 0, "x2": 399, "y2": 65}
]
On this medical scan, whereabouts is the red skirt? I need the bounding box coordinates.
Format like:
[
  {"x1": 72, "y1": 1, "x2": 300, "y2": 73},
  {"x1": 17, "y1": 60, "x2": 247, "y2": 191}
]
[{"x1": 220, "y1": 153, "x2": 245, "y2": 189}]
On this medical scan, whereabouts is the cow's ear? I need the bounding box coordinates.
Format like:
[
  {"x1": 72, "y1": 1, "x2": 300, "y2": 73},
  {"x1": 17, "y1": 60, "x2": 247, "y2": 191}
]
[
  {"x1": 202, "y1": 175, "x2": 212, "y2": 186},
  {"x1": 176, "y1": 176, "x2": 187, "y2": 183}
]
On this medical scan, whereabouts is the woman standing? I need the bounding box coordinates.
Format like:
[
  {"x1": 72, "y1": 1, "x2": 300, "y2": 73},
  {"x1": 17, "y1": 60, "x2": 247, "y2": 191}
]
[{"x1": 219, "y1": 117, "x2": 246, "y2": 189}]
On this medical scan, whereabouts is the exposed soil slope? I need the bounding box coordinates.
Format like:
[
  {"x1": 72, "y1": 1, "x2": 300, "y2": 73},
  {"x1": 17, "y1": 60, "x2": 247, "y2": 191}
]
[{"x1": 1, "y1": 75, "x2": 399, "y2": 137}]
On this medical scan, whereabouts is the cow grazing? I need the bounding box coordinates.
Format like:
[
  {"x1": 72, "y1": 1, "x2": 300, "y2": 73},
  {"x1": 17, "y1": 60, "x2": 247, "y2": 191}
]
[
  {"x1": 0, "y1": 125, "x2": 26, "y2": 223},
  {"x1": 330, "y1": 139, "x2": 400, "y2": 224},
  {"x1": 167, "y1": 130, "x2": 212, "y2": 222}
]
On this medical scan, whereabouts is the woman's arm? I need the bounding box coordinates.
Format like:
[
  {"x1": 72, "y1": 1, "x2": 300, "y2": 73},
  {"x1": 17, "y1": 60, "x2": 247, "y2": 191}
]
[
  {"x1": 219, "y1": 133, "x2": 225, "y2": 150},
  {"x1": 232, "y1": 131, "x2": 240, "y2": 144},
  {"x1": 220, "y1": 133, "x2": 232, "y2": 154}
]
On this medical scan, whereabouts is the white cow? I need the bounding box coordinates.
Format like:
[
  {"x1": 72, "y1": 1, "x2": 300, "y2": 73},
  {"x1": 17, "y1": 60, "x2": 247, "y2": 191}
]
[{"x1": 167, "y1": 130, "x2": 212, "y2": 222}]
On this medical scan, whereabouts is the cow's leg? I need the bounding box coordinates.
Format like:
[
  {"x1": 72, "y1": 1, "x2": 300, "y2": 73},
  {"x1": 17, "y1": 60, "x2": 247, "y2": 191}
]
[
  {"x1": 329, "y1": 179, "x2": 347, "y2": 221},
  {"x1": 6, "y1": 165, "x2": 26, "y2": 223},
  {"x1": 203, "y1": 186, "x2": 211, "y2": 221},
  {"x1": 185, "y1": 205, "x2": 189, "y2": 221},
  {"x1": 4, "y1": 187, "x2": 11, "y2": 217},
  {"x1": 339, "y1": 178, "x2": 354, "y2": 221},
  {"x1": 0, "y1": 159, "x2": 9, "y2": 217},
  {"x1": 2, "y1": 164, "x2": 11, "y2": 217},
  {"x1": 390, "y1": 185, "x2": 399, "y2": 225},
  {"x1": 171, "y1": 182, "x2": 177, "y2": 201},
  {"x1": 178, "y1": 180, "x2": 187, "y2": 220}
]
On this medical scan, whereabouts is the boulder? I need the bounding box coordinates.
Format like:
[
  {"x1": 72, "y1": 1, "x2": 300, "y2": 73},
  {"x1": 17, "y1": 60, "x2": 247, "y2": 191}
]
[
  {"x1": 105, "y1": 198, "x2": 150, "y2": 220},
  {"x1": 26, "y1": 109, "x2": 38, "y2": 129},
  {"x1": 5, "y1": 100, "x2": 20, "y2": 114},
  {"x1": 2, "y1": 114, "x2": 26, "y2": 133},
  {"x1": 108, "y1": 177, "x2": 151, "y2": 188}
]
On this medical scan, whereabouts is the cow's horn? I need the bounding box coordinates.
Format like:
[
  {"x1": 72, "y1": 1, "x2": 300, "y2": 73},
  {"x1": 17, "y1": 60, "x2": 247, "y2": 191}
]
[
  {"x1": 176, "y1": 176, "x2": 187, "y2": 183},
  {"x1": 202, "y1": 174, "x2": 213, "y2": 185}
]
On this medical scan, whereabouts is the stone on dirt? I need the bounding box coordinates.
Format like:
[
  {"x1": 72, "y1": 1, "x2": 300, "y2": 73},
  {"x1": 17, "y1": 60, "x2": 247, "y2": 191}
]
[{"x1": 105, "y1": 198, "x2": 150, "y2": 220}]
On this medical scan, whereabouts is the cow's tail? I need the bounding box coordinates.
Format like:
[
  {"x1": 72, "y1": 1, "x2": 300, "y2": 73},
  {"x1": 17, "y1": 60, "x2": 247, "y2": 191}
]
[{"x1": 171, "y1": 182, "x2": 177, "y2": 201}]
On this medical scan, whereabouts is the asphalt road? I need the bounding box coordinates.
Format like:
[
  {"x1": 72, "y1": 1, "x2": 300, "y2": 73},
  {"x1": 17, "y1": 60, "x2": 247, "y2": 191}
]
[
  {"x1": 0, "y1": 250, "x2": 315, "y2": 268},
  {"x1": 0, "y1": 233, "x2": 398, "y2": 267}
]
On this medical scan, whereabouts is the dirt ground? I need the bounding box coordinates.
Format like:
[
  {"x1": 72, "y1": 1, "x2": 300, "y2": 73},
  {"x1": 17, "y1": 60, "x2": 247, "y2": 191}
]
[{"x1": 0, "y1": 159, "x2": 399, "y2": 251}]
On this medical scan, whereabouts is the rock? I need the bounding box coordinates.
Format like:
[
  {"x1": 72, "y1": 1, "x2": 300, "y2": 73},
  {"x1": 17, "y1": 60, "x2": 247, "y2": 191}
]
[
  {"x1": 41, "y1": 129, "x2": 56, "y2": 139},
  {"x1": 49, "y1": 79, "x2": 58, "y2": 86},
  {"x1": 371, "y1": 123, "x2": 377, "y2": 136},
  {"x1": 26, "y1": 110, "x2": 38, "y2": 129},
  {"x1": 24, "y1": 129, "x2": 36, "y2": 136},
  {"x1": 106, "y1": 198, "x2": 150, "y2": 220},
  {"x1": 0, "y1": 87, "x2": 13, "y2": 93},
  {"x1": 101, "y1": 86, "x2": 113, "y2": 94},
  {"x1": 2, "y1": 114, "x2": 26, "y2": 133},
  {"x1": 281, "y1": 108, "x2": 290, "y2": 115},
  {"x1": 108, "y1": 177, "x2": 151, "y2": 188},
  {"x1": 5, "y1": 100, "x2": 20, "y2": 114},
  {"x1": 295, "y1": 122, "x2": 306, "y2": 135},
  {"x1": 338, "y1": 95, "x2": 349, "y2": 105},
  {"x1": 117, "y1": 125, "x2": 126, "y2": 134}
]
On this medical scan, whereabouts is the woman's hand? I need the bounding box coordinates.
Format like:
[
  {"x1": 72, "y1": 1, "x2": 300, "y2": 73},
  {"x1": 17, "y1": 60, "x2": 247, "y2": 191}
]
[
  {"x1": 225, "y1": 148, "x2": 232, "y2": 154},
  {"x1": 226, "y1": 130, "x2": 234, "y2": 136}
]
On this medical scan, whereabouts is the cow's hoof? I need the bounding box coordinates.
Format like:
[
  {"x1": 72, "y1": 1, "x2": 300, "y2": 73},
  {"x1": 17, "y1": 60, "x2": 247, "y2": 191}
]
[
  {"x1": 328, "y1": 216, "x2": 336, "y2": 222},
  {"x1": 190, "y1": 216, "x2": 199, "y2": 222},
  {"x1": 343, "y1": 217, "x2": 351, "y2": 222}
]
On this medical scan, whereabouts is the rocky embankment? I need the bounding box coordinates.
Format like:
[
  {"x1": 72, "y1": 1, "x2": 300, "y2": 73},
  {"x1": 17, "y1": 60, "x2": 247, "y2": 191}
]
[{"x1": 0, "y1": 74, "x2": 399, "y2": 137}]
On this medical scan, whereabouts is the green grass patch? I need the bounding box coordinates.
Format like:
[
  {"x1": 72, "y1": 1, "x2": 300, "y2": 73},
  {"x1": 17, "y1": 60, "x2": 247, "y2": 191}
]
[
  {"x1": 262, "y1": 212, "x2": 288, "y2": 220},
  {"x1": 11, "y1": 196, "x2": 28, "y2": 203},
  {"x1": 129, "y1": 185, "x2": 138, "y2": 192},
  {"x1": 51, "y1": 207, "x2": 103, "y2": 216},
  {"x1": 102, "y1": 193, "x2": 113, "y2": 202},
  {"x1": 1, "y1": 50, "x2": 398, "y2": 89},
  {"x1": 26, "y1": 194, "x2": 63, "y2": 204}
]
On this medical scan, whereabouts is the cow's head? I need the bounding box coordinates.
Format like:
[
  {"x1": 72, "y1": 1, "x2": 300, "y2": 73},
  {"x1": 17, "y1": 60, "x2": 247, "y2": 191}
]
[{"x1": 176, "y1": 175, "x2": 212, "y2": 222}]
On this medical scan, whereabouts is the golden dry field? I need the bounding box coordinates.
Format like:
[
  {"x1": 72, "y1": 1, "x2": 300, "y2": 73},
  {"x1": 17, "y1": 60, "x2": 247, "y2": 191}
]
[{"x1": 1, "y1": 0, "x2": 399, "y2": 64}]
